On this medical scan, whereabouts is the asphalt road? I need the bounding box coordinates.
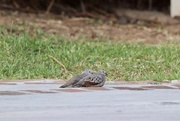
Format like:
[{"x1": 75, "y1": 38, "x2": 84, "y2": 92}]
[{"x1": 0, "y1": 80, "x2": 180, "y2": 121}]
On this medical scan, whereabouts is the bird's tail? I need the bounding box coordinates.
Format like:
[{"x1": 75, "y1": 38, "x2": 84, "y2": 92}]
[{"x1": 59, "y1": 85, "x2": 67, "y2": 88}]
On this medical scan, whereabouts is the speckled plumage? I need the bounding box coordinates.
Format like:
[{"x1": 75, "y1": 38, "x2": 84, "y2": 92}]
[{"x1": 72, "y1": 70, "x2": 107, "y2": 87}]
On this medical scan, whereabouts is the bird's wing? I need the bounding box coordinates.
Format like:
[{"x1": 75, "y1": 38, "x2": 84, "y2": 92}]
[{"x1": 60, "y1": 74, "x2": 81, "y2": 88}]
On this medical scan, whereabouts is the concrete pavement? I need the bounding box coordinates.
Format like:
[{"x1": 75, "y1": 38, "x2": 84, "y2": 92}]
[{"x1": 0, "y1": 79, "x2": 180, "y2": 121}]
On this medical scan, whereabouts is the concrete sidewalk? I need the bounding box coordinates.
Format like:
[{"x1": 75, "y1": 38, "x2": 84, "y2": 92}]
[{"x1": 0, "y1": 79, "x2": 180, "y2": 121}]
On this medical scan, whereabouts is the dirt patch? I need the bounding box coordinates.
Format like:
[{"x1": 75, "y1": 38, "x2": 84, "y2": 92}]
[
  {"x1": 140, "y1": 85, "x2": 176, "y2": 89},
  {"x1": 106, "y1": 80, "x2": 162, "y2": 85},
  {"x1": 160, "y1": 102, "x2": 180, "y2": 105},
  {"x1": 113, "y1": 87, "x2": 147, "y2": 90},
  {"x1": 172, "y1": 84, "x2": 180, "y2": 89},
  {"x1": 0, "y1": 82, "x2": 17, "y2": 85},
  {"x1": 0, "y1": 91, "x2": 26, "y2": 95},
  {"x1": 0, "y1": 10, "x2": 180, "y2": 44}
]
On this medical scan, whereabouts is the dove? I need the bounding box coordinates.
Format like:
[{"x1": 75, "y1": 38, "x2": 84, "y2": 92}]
[
  {"x1": 59, "y1": 69, "x2": 93, "y2": 88},
  {"x1": 72, "y1": 70, "x2": 107, "y2": 87}
]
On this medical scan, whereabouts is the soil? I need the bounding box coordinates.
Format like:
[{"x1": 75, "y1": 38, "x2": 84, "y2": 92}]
[{"x1": 0, "y1": 10, "x2": 180, "y2": 44}]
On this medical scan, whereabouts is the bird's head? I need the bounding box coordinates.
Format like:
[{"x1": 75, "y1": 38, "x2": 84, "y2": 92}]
[
  {"x1": 83, "y1": 69, "x2": 94, "y2": 75},
  {"x1": 98, "y1": 70, "x2": 107, "y2": 76}
]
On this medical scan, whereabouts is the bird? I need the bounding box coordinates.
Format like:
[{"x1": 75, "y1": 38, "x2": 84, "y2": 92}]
[
  {"x1": 59, "y1": 69, "x2": 94, "y2": 88},
  {"x1": 72, "y1": 70, "x2": 107, "y2": 87}
]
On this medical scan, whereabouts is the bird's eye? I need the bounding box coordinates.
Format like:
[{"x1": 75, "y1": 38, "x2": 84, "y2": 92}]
[{"x1": 89, "y1": 71, "x2": 92, "y2": 73}]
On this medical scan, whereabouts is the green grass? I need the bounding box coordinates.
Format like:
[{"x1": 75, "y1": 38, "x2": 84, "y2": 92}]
[{"x1": 0, "y1": 31, "x2": 179, "y2": 81}]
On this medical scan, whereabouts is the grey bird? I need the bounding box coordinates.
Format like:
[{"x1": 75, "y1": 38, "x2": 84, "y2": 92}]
[
  {"x1": 59, "y1": 69, "x2": 93, "y2": 88},
  {"x1": 72, "y1": 70, "x2": 107, "y2": 87}
]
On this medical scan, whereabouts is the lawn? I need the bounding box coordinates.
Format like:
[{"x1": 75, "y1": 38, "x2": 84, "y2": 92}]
[{"x1": 0, "y1": 31, "x2": 179, "y2": 81}]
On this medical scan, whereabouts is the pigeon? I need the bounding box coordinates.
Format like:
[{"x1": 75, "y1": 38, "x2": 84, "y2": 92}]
[
  {"x1": 59, "y1": 69, "x2": 93, "y2": 88},
  {"x1": 72, "y1": 70, "x2": 107, "y2": 87}
]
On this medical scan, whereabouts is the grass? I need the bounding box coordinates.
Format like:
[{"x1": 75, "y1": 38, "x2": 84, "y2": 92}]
[{"x1": 0, "y1": 31, "x2": 179, "y2": 81}]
